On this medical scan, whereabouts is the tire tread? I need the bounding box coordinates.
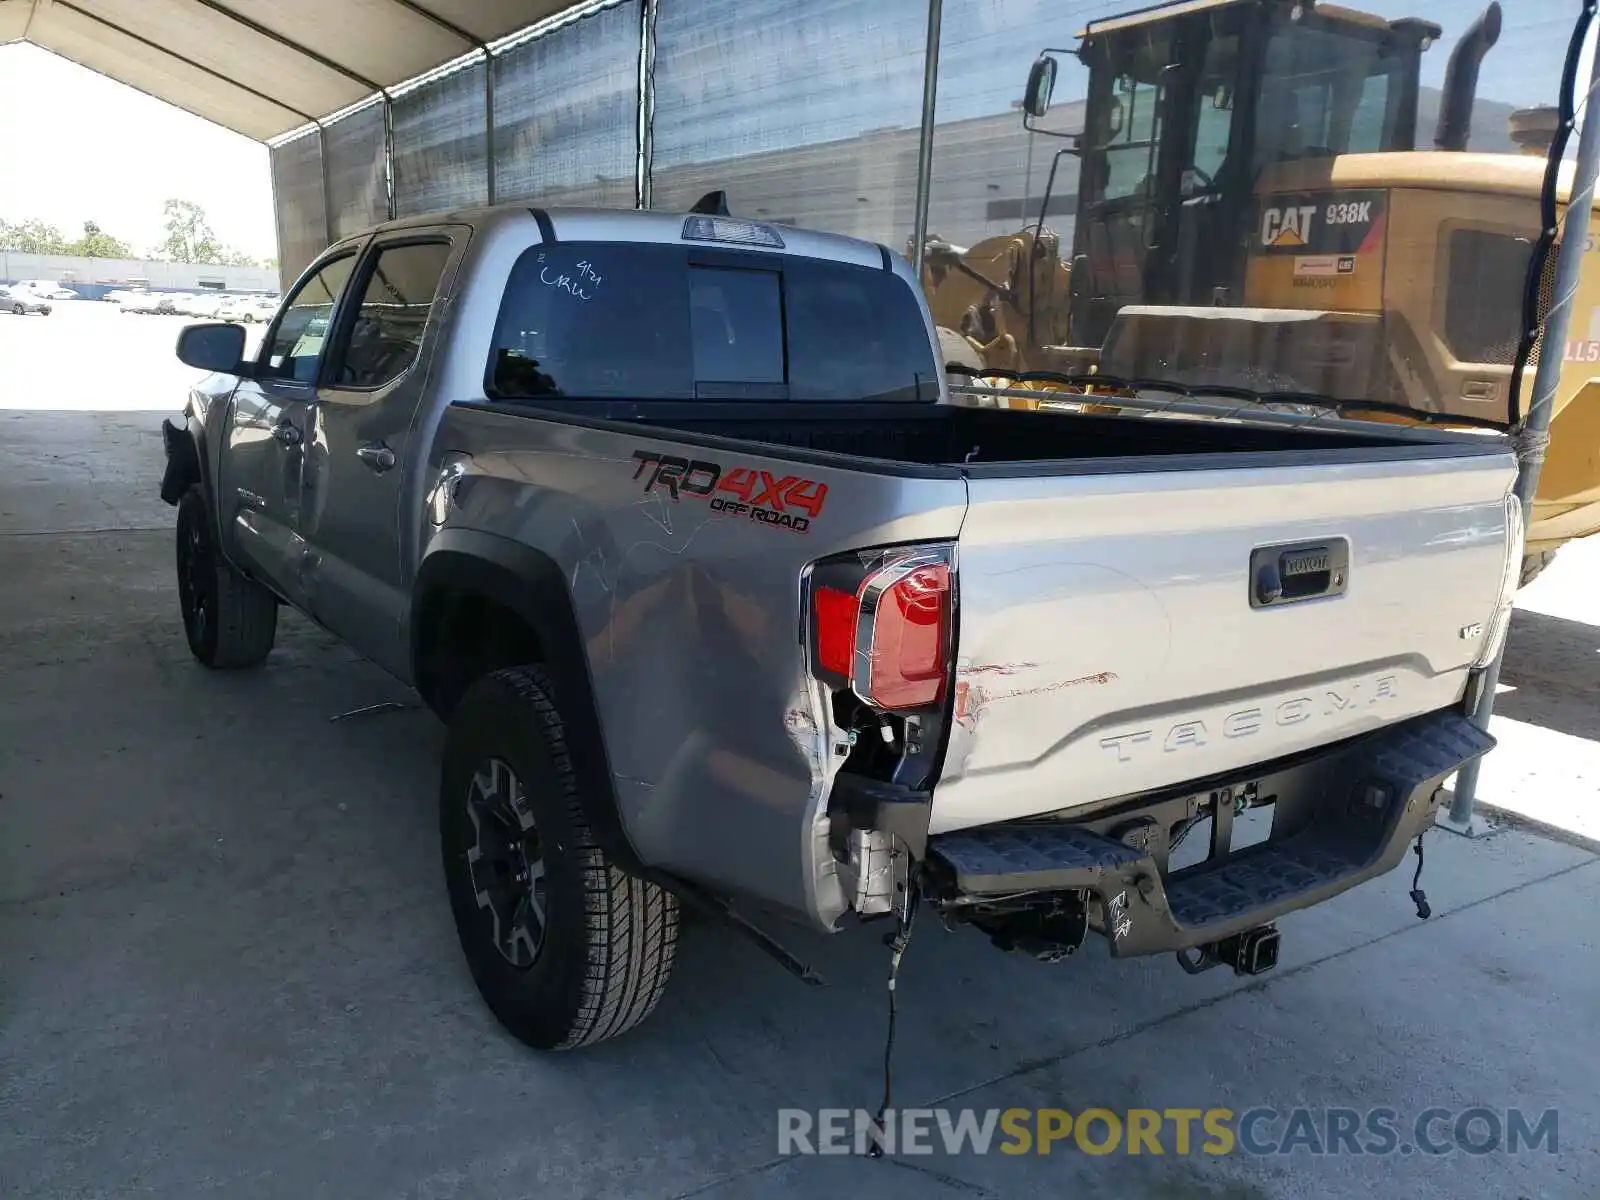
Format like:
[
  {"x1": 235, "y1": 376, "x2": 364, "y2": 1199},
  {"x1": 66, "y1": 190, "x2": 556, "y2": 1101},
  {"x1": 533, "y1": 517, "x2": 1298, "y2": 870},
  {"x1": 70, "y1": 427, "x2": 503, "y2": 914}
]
[
  {"x1": 481, "y1": 666, "x2": 678, "y2": 1048},
  {"x1": 178, "y1": 486, "x2": 277, "y2": 669}
]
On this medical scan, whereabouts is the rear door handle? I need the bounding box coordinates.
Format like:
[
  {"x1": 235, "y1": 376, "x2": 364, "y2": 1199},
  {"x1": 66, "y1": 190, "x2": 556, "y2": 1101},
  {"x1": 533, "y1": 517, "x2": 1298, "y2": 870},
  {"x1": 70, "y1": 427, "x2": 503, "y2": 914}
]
[
  {"x1": 356, "y1": 441, "x2": 396, "y2": 472},
  {"x1": 270, "y1": 419, "x2": 302, "y2": 447}
]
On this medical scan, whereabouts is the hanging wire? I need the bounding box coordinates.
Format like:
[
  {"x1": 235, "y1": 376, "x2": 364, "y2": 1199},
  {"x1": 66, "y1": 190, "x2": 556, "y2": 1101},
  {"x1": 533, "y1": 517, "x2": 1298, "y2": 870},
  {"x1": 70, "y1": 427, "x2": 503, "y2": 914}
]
[{"x1": 1509, "y1": 0, "x2": 1599, "y2": 427}]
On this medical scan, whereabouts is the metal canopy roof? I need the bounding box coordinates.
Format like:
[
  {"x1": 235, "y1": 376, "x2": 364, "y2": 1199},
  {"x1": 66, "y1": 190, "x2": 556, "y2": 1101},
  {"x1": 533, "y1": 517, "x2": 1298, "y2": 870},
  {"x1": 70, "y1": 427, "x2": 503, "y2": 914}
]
[{"x1": 0, "y1": 0, "x2": 583, "y2": 141}]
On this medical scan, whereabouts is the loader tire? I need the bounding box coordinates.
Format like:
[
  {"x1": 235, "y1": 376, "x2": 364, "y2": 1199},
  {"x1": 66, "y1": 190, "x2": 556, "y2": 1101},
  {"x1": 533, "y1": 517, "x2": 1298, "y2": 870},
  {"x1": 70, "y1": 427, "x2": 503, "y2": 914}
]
[
  {"x1": 938, "y1": 326, "x2": 986, "y2": 375},
  {"x1": 1519, "y1": 549, "x2": 1558, "y2": 588}
]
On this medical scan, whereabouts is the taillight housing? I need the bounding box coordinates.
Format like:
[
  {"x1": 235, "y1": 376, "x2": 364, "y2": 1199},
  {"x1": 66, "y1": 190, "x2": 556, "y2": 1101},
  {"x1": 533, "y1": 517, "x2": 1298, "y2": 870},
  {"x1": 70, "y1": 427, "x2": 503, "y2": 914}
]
[
  {"x1": 1474, "y1": 490, "x2": 1525, "y2": 668},
  {"x1": 808, "y1": 545, "x2": 955, "y2": 712}
]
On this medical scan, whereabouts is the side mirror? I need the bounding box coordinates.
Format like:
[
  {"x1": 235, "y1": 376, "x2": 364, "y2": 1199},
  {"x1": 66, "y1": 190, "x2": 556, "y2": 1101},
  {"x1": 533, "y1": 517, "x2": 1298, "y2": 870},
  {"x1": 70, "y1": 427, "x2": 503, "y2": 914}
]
[
  {"x1": 1023, "y1": 55, "x2": 1058, "y2": 119},
  {"x1": 176, "y1": 322, "x2": 248, "y2": 375}
]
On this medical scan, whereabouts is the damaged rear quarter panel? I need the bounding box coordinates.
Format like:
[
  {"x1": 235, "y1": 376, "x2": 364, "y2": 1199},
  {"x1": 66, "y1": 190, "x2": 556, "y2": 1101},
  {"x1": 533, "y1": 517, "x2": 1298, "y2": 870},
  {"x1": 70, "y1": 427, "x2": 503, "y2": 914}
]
[{"x1": 428, "y1": 404, "x2": 966, "y2": 926}]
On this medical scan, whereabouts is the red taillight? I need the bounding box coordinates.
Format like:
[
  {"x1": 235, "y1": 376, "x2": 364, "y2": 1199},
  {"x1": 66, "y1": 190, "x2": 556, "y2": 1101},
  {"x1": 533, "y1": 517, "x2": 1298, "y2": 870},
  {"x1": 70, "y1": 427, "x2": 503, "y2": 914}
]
[
  {"x1": 810, "y1": 551, "x2": 953, "y2": 712},
  {"x1": 864, "y1": 563, "x2": 951, "y2": 710},
  {"x1": 814, "y1": 584, "x2": 860, "y2": 677}
]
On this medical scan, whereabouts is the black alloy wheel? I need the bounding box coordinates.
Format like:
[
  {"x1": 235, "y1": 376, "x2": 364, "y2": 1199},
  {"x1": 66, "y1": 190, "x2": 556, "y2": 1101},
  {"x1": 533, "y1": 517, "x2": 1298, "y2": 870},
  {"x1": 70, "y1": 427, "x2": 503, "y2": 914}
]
[{"x1": 464, "y1": 757, "x2": 548, "y2": 969}]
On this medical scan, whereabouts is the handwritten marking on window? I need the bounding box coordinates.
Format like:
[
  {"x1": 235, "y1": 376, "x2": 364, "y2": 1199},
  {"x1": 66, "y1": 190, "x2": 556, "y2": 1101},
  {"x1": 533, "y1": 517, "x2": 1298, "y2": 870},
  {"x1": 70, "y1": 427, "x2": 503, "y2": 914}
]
[{"x1": 540, "y1": 266, "x2": 595, "y2": 301}]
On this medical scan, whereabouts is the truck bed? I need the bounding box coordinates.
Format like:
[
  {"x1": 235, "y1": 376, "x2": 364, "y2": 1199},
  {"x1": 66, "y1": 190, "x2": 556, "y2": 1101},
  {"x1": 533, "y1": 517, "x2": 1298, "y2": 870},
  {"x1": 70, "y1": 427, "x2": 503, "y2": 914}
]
[
  {"x1": 441, "y1": 396, "x2": 1516, "y2": 903},
  {"x1": 499, "y1": 397, "x2": 1481, "y2": 473}
]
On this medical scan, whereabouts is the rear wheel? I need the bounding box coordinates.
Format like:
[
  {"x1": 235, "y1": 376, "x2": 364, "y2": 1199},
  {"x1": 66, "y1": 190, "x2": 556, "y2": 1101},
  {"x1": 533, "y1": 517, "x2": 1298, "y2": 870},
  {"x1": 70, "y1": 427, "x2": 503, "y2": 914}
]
[
  {"x1": 440, "y1": 666, "x2": 679, "y2": 1050},
  {"x1": 10, "y1": 304, "x2": 22, "y2": 316},
  {"x1": 175, "y1": 486, "x2": 278, "y2": 668}
]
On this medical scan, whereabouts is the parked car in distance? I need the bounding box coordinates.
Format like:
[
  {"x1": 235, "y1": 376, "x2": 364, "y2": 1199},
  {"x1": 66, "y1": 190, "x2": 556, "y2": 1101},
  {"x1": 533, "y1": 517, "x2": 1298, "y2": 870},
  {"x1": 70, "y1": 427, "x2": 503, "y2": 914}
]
[
  {"x1": 14, "y1": 279, "x2": 69, "y2": 299},
  {"x1": 228, "y1": 294, "x2": 280, "y2": 323},
  {"x1": 215, "y1": 295, "x2": 272, "y2": 323},
  {"x1": 182, "y1": 293, "x2": 225, "y2": 319},
  {"x1": 121, "y1": 291, "x2": 177, "y2": 315},
  {"x1": 0, "y1": 285, "x2": 53, "y2": 315},
  {"x1": 14, "y1": 282, "x2": 79, "y2": 301}
]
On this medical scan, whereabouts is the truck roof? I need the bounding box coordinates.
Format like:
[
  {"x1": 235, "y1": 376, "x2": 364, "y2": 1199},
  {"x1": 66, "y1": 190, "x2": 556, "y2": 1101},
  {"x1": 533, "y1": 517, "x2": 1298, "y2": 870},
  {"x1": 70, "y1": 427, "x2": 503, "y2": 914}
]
[{"x1": 354, "y1": 202, "x2": 892, "y2": 271}]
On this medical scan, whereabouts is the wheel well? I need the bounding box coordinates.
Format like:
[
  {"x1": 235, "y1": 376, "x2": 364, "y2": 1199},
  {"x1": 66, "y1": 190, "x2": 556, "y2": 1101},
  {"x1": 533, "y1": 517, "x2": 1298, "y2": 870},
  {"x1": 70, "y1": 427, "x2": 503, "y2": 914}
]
[{"x1": 416, "y1": 587, "x2": 545, "y2": 718}]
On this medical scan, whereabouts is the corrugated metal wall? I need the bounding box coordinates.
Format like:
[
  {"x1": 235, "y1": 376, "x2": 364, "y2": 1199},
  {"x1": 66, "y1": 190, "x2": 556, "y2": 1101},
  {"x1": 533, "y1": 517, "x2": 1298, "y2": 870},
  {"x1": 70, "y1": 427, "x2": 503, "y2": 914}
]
[
  {"x1": 493, "y1": 0, "x2": 640, "y2": 209},
  {"x1": 270, "y1": 131, "x2": 326, "y2": 288},
  {"x1": 323, "y1": 102, "x2": 387, "y2": 240},
  {"x1": 268, "y1": 0, "x2": 1565, "y2": 290}
]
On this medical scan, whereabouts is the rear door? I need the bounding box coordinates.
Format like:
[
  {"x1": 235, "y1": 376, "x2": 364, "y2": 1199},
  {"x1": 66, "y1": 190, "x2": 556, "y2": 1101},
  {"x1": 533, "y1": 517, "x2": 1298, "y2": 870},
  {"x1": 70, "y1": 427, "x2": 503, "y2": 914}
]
[
  {"x1": 930, "y1": 444, "x2": 1517, "y2": 834},
  {"x1": 220, "y1": 248, "x2": 362, "y2": 602},
  {"x1": 298, "y1": 231, "x2": 461, "y2": 676}
]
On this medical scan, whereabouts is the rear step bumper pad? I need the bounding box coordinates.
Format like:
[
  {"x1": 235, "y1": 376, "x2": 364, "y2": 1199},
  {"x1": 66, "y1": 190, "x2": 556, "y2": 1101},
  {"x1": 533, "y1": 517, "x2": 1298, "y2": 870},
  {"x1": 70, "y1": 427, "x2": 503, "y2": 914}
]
[{"x1": 928, "y1": 709, "x2": 1495, "y2": 958}]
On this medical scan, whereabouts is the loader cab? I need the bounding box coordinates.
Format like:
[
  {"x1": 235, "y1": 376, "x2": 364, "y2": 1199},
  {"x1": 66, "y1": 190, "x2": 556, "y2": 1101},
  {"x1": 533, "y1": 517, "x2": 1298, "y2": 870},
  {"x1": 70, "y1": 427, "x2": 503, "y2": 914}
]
[{"x1": 1030, "y1": 0, "x2": 1434, "y2": 350}]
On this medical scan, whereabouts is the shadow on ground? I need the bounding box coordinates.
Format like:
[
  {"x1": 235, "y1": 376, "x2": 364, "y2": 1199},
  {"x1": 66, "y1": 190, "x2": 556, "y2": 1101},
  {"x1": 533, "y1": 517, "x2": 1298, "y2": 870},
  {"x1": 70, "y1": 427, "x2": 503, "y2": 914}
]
[
  {"x1": 1497, "y1": 608, "x2": 1600, "y2": 742},
  {"x1": 2, "y1": 408, "x2": 1597, "y2": 1199}
]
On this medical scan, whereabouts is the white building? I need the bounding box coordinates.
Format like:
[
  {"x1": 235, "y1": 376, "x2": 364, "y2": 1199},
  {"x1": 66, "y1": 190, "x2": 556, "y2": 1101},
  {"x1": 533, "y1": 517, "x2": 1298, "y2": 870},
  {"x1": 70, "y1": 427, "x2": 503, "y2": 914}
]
[{"x1": 0, "y1": 252, "x2": 277, "y2": 299}]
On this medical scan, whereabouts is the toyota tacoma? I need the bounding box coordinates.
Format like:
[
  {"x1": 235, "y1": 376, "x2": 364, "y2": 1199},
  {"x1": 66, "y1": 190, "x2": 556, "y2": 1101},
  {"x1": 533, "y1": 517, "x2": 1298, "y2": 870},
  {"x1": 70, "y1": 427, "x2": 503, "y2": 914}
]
[{"x1": 160, "y1": 199, "x2": 1518, "y2": 1053}]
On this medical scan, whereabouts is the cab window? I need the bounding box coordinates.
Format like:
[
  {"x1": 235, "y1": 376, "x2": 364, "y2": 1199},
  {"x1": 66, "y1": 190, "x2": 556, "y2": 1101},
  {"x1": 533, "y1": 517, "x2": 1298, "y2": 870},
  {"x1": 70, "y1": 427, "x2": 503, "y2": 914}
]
[
  {"x1": 261, "y1": 253, "x2": 357, "y2": 382},
  {"x1": 328, "y1": 241, "x2": 453, "y2": 390}
]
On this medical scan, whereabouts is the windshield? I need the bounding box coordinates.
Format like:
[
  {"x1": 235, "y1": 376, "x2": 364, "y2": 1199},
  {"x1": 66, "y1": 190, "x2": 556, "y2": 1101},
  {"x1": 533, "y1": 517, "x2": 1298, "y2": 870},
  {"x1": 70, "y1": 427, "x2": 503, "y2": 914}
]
[
  {"x1": 1252, "y1": 19, "x2": 1409, "y2": 171},
  {"x1": 486, "y1": 242, "x2": 940, "y2": 404}
]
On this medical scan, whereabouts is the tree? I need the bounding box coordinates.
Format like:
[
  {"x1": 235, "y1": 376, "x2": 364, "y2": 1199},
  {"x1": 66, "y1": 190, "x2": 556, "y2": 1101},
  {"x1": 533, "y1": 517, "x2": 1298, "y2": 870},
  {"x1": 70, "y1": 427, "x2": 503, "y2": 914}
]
[
  {"x1": 67, "y1": 221, "x2": 133, "y2": 260},
  {"x1": 155, "y1": 198, "x2": 224, "y2": 264},
  {"x1": 0, "y1": 218, "x2": 69, "y2": 255},
  {"x1": 151, "y1": 198, "x2": 266, "y2": 267}
]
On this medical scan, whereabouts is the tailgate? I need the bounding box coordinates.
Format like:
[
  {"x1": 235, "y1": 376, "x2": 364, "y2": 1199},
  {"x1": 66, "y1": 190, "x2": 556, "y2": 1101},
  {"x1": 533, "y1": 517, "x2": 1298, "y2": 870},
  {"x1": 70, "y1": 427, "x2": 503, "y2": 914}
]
[{"x1": 930, "y1": 444, "x2": 1518, "y2": 834}]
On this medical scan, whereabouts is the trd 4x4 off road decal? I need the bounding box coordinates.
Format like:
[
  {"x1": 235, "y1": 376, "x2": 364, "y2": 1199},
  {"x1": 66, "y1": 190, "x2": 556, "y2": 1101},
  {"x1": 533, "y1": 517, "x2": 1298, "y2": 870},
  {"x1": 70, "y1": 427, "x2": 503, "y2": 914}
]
[{"x1": 631, "y1": 450, "x2": 827, "y2": 534}]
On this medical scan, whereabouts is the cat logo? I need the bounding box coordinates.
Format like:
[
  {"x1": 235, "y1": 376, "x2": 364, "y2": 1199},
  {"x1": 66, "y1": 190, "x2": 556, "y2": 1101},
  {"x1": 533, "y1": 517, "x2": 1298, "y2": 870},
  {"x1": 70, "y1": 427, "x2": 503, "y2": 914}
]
[{"x1": 1261, "y1": 204, "x2": 1318, "y2": 247}]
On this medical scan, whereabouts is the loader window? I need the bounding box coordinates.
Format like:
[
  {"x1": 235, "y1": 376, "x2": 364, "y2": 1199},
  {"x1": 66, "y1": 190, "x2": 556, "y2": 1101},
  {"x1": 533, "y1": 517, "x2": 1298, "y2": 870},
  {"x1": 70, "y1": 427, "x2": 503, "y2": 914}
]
[
  {"x1": 1189, "y1": 33, "x2": 1242, "y2": 189},
  {"x1": 1253, "y1": 22, "x2": 1406, "y2": 171},
  {"x1": 1104, "y1": 71, "x2": 1165, "y2": 202}
]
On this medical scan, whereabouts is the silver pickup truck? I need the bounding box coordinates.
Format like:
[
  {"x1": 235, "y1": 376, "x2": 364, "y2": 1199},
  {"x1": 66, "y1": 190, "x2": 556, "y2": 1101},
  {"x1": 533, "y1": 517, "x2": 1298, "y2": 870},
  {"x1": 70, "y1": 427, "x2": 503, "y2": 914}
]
[{"x1": 160, "y1": 200, "x2": 1517, "y2": 1053}]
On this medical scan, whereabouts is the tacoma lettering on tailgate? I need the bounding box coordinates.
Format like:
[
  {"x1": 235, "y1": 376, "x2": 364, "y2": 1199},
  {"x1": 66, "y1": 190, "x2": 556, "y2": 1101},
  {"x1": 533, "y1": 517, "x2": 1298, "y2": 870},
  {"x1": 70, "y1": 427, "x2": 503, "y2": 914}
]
[
  {"x1": 631, "y1": 449, "x2": 827, "y2": 534},
  {"x1": 1098, "y1": 675, "x2": 1398, "y2": 762}
]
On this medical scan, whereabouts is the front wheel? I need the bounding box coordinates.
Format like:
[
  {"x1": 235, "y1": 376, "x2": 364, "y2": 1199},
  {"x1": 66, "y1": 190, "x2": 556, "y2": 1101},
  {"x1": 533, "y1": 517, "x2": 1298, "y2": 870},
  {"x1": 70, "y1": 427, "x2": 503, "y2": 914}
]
[
  {"x1": 175, "y1": 486, "x2": 278, "y2": 668},
  {"x1": 10, "y1": 304, "x2": 23, "y2": 315},
  {"x1": 440, "y1": 666, "x2": 680, "y2": 1050}
]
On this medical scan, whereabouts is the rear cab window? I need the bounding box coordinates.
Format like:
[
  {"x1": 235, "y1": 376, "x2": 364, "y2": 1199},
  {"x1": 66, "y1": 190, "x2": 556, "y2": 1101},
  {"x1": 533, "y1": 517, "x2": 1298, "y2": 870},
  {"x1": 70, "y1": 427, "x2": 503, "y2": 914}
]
[{"x1": 484, "y1": 242, "x2": 939, "y2": 404}]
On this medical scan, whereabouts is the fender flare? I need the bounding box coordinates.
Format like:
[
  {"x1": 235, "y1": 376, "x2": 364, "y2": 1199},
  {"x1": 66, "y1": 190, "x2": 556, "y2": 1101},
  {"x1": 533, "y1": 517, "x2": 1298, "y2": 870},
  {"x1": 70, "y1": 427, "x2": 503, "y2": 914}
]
[
  {"x1": 412, "y1": 529, "x2": 643, "y2": 874},
  {"x1": 160, "y1": 415, "x2": 210, "y2": 508}
]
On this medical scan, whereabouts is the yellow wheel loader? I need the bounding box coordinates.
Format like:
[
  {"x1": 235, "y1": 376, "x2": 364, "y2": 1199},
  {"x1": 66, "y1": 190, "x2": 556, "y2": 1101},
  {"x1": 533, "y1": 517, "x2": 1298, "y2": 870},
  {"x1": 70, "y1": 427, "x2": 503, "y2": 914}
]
[{"x1": 920, "y1": 0, "x2": 1595, "y2": 585}]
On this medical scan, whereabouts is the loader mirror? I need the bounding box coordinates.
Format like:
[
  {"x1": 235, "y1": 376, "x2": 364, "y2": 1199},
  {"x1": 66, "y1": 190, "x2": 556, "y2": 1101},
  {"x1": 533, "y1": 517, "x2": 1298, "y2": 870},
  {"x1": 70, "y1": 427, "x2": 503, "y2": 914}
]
[{"x1": 1024, "y1": 55, "x2": 1058, "y2": 118}]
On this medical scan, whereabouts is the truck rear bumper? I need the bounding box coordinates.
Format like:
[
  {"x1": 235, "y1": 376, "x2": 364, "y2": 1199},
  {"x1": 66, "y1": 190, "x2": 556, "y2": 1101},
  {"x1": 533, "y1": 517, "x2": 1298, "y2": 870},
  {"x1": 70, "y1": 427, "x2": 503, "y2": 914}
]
[{"x1": 924, "y1": 709, "x2": 1494, "y2": 958}]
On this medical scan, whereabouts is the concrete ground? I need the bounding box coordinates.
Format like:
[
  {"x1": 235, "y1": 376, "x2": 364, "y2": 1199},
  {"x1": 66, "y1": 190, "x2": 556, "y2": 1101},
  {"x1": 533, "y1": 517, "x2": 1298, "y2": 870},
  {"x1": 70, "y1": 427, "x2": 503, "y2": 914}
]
[{"x1": 1, "y1": 302, "x2": 1596, "y2": 1199}]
